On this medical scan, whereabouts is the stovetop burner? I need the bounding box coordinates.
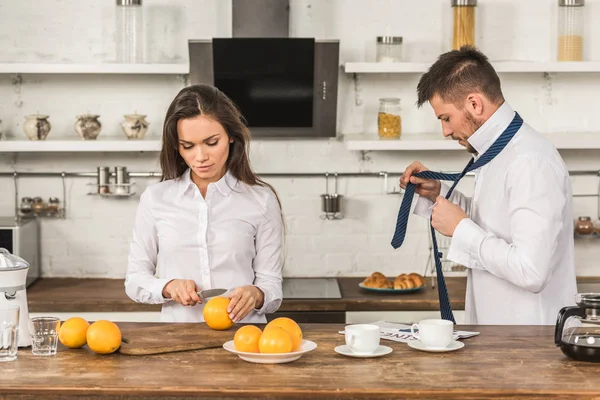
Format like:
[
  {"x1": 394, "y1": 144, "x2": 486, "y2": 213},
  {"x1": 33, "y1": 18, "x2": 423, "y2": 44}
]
[{"x1": 282, "y1": 278, "x2": 341, "y2": 299}]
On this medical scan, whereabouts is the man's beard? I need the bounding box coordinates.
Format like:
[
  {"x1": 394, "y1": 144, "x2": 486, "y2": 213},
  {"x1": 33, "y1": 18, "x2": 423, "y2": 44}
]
[{"x1": 462, "y1": 111, "x2": 483, "y2": 154}]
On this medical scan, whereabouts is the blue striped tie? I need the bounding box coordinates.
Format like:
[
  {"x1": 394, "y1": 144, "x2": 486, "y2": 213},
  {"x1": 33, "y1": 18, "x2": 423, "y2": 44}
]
[{"x1": 391, "y1": 112, "x2": 523, "y2": 323}]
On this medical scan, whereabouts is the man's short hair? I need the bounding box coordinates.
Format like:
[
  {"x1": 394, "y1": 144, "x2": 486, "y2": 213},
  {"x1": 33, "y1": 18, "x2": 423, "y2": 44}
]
[{"x1": 417, "y1": 45, "x2": 504, "y2": 108}]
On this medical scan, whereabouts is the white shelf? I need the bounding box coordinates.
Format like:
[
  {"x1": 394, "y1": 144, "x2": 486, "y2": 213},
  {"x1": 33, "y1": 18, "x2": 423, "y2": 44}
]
[
  {"x1": 344, "y1": 61, "x2": 600, "y2": 74},
  {"x1": 0, "y1": 139, "x2": 162, "y2": 152},
  {"x1": 344, "y1": 132, "x2": 600, "y2": 151},
  {"x1": 0, "y1": 63, "x2": 189, "y2": 74},
  {"x1": 4, "y1": 133, "x2": 600, "y2": 153}
]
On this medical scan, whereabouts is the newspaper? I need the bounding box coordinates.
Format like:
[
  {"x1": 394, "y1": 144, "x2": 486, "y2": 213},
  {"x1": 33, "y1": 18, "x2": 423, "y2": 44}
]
[{"x1": 338, "y1": 320, "x2": 480, "y2": 344}]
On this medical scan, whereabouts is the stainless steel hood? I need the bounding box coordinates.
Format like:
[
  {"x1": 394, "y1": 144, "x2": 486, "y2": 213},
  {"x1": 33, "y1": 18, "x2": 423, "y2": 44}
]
[
  {"x1": 188, "y1": 0, "x2": 339, "y2": 138},
  {"x1": 232, "y1": 0, "x2": 290, "y2": 38}
]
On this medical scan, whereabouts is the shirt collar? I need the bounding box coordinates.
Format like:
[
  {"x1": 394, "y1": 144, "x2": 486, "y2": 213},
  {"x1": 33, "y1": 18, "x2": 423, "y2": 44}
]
[
  {"x1": 177, "y1": 168, "x2": 238, "y2": 197},
  {"x1": 467, "y1": 101, "x2": 515, "y2": 157}
]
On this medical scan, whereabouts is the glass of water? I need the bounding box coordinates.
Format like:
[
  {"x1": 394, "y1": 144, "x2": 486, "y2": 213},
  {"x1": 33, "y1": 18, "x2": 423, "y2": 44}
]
[
  {"x1": 0, "y1": 305, "x2": 20, "y2": 362},
  {"x1": 30, "y1": 317, "x2": 60, "y2": 356}
]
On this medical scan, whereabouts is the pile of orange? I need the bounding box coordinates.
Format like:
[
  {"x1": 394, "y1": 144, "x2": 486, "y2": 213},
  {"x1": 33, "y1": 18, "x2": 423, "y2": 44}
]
[
  {"x1": 58, "y1": 317, "x2": 121, "y2": 355},
  {"x1": 233, "y1": 317, "x2": 303, "y2": 354}
]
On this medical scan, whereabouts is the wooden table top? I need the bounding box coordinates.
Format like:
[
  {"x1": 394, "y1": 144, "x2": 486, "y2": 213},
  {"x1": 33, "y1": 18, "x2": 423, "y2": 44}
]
[
  {"x1": 1, "y1": 323, "x2": 599, "y2": 399},
  {"x1": 26, "y1": 277, "x2": 600, "y2": 314},
  {"x1": 26, "y1": 277, "x2": 468, "y2": 313}
]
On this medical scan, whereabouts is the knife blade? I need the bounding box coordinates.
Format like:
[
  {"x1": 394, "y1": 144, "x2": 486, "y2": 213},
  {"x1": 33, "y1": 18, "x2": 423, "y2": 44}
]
[{"x1": 197, "y1": 288, "x2": 227, "y2": 300}]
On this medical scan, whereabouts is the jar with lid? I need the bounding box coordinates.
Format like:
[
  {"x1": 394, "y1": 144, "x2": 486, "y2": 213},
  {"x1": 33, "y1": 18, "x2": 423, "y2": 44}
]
[
  {"x1": 115, "y1": 166, "x2": 130, "y2": 195},
  {"x1": 97, "y1": 166, "x2": 110, "y2": 194},
  {"x1": 378, "y1": 98, "x2": 402, "y2": 139},
  {"x1": 558, "y1": 0, "x2": 585, "y2": 61},
  {"x1": 32, "y1": 197, "x2": 45, "y2": 215},
  {"x1": 116, "y1": 0, "x2": 144, "y2": 63},
  {"x1": 452, "y1": 0, "x2": 477, "y2": 50},
  {"x1": 376, "y1": 36, "x2": 403, "y2": 63},
  {"x1": 20, "y1": 197, "x2": 33, "y2": 215},
  {"x1": 46, "y1": 197, "x2": 60, "y2": 215},
  {"x1": 575, "y1": 216, "x2": 594, "y2": 236}
]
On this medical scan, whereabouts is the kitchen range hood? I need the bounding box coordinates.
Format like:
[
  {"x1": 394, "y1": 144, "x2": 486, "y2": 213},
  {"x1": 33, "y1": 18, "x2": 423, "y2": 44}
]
[{"x1": 188, "y1": 0, "x2": 339, "y2": 138}]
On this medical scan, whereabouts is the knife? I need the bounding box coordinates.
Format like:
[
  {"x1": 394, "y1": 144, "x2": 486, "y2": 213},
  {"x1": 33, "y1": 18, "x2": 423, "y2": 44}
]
[{"x1": 197, "y1": 288, "x2": 227, "y2": 300}]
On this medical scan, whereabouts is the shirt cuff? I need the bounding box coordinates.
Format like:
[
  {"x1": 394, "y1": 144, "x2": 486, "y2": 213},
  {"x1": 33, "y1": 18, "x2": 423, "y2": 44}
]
[
  {"x1": 447, "y1": 218, "x2": 487, "y2": 270},
  {"x1": 413, "y1": 183, "x2": 451, "y2": 219},
  {"x1": 154, "y1": 278, "x2": 175, "y2": 304},
  {"x1": 253, "y1": 285, "x2": 282, "y2": 315}
]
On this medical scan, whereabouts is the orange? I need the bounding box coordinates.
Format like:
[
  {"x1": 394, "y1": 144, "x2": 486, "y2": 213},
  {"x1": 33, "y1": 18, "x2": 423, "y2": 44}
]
[
  {"x1": 233, "y1": 325, "x2": 262, "y2": 353},
  {"x1": 203, "y1": 297, "x2": 234, "y2": 331},
  {"x1": 265, "y1": 317, "x2": 303, "y2": 351},
  {"x1": 86, "y1": 320, "x2": 122, "y2": 355},
  {"x1": 258, "y1": 326, "x2": 293, "y2": 353},
  {"x1": 59, "y1": 317, "x2": 90, "y2": 349}
]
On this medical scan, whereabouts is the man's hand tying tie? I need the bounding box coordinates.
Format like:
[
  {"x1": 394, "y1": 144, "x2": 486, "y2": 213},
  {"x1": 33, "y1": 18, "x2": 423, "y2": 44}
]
[{"x1": 431, "y1": 196, "x2": 468, "y2": 237}]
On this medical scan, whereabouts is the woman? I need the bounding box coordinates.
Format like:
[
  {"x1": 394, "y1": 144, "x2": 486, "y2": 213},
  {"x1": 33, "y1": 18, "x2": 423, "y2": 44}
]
[{"x1": 125, "y1": 84, "x2": 284, "y2": 323}]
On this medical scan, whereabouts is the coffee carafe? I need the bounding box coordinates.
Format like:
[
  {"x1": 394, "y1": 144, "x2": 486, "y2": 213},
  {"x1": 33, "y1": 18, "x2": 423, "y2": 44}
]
[
  {"x1": 0, "y1": 248, "x2": 32, "y2": 347},
  {"x1": 555, "y1": 293, "x2": 600, "y2": 362}
]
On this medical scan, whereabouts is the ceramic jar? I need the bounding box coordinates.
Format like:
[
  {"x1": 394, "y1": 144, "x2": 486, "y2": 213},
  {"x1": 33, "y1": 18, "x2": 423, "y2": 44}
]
[
  {"x1": 75, "y1": 114, "x2": 102, "y2": 140},
  {"x1": 23, "y1": 114, "x2": 51, "y2": 141},
  {"x1": 121, "y1": 114, "x2": 149, "y2": 139}
]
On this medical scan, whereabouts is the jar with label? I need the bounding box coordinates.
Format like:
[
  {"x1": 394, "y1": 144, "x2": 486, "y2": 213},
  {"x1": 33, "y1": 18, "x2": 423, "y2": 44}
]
[
  {"x1": 558, "y1": 0, "x2": 585, "y2": 61},
  {"x1": 378, "y1": 98, "x2": 402, "y2": 139},
  {"x1": 575, "y1": 216, "x2": 594, "y2": 236},
  {"x1": 452, "y1": 0, "x2": 477, "y2": 50},
  {"x1": 376, "y1": 36, "x2": 403, "y2": 63}
]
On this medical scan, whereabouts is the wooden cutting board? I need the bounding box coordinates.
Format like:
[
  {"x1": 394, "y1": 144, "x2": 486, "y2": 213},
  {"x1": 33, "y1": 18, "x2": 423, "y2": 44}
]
[{"x1": 118, "y1": 323, "x2": 235, "y2": 356}]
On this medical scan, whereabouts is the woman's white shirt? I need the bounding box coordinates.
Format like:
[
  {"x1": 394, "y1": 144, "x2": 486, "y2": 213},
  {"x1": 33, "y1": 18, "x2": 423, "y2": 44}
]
[{"x1": 125, "y1": 169, "x2": 283, "y2": 323}]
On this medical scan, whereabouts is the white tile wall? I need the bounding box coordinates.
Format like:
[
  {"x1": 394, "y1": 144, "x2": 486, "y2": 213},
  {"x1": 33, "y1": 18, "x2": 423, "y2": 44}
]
[{"x1": 0, "y1": 0, "x2": 599, "y2": 278}]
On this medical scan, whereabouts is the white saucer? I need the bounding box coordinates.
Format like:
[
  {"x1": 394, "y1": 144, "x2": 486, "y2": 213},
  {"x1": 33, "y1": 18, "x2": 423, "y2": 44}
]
[
  {"x1": 223, "y1": 339, "x2": 317, "y2": 364},
  {"x1": 334, "y1": 345, "x2": 393, "y2": 358},
  {"x1": 407, "y1": 339, "x2": 465, "y2": 353}
]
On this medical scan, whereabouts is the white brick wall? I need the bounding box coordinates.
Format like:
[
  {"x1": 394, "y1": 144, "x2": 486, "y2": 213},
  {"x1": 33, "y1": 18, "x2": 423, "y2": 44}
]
[{"x1": 0, "y1": 0, "x2": 600, "y2": 279}]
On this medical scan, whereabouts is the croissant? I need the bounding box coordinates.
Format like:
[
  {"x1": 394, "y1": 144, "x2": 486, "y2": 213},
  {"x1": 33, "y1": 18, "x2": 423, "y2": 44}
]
[
  {"x1": 393, "y1": 279, "x2": 407, "y2": 289},
  {"x1": 370, "y1": 272, "x2": 387, "y2": 280},
  {"x1": 403, "y1": 277, "x2": 416, "y2": 289},
  {"x1": 374, "y1": 277, "x2": 393, "y2": 289},
  {"x1": 408, "y1": 273, "x2": 426, "y2": 287}
]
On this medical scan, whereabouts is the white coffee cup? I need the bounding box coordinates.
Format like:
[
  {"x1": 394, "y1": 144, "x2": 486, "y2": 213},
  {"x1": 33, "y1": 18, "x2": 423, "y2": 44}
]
[
  {"x1": 410, "y1": 319, "x2": 454, "y2": 349},
  {"x1": 344, "y1": 324, "x2": 380, "y2": 354}
]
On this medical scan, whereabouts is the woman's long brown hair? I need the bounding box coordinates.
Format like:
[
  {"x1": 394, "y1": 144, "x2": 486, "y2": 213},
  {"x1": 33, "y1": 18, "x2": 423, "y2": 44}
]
[{"x1": 159, "y1": 84, "x2": 282, "y2": 209}]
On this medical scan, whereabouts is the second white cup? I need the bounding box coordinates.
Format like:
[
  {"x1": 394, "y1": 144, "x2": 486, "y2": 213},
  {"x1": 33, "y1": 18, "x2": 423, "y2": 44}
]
[
  {"x1": 345, "y1": 324, "x2": 380, "y2": 354},
  {"x1": 410, "y1": 319, "x2": 454, "y2": 349}
]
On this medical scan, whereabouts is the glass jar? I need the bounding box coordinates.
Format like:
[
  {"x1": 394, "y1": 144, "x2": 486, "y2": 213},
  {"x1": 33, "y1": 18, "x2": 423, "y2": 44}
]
[
  {"x1": 575, "y1": 216, "x2": 594, "y2": 236},
  {"x1": 47, "y1": 198, "x2": 60, "y2": 215},
  {"x1": 452, "y1": 0, "x2": 477, "y2": 50},
  {"x1": 558, "y1": 0, "x2": 585, "y2": 62},
  {"x1": 32, "y1": 197, "x2": 45, "y2": 215},
  {"x1": 376, "y1": 36, "x2": 403, "y2": 63},
  {"x1": 116, "y1": 0, "x2": 144, "y2": 63},
  {"x1": 378, "y1": 98, "x2": 402, "y2": 139},
  {"x1": 19, "y1": 197, "x2": 33, "y2": 214}
]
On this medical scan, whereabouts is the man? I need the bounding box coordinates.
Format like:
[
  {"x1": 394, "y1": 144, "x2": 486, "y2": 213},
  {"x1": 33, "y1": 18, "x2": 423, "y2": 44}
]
[{"x1": 400, "y1": 46, "x2": 577, "y2": 325}]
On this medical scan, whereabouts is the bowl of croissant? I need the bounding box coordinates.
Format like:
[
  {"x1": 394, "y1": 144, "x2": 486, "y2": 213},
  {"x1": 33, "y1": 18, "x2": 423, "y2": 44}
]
[{"x1": 359, "y1": 271, "x2": 426, "y2": 293}]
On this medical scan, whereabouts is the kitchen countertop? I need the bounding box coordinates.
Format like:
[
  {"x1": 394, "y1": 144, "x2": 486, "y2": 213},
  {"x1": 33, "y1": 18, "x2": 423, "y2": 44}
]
[
  {"x1": 26, "y1": 277, "x2": 467, "y2": 313},
  {"x1": 2, "y1": 323, "x2": 600, "y2": 399},
  {"x1": 26, "y1": 277, "x2": 600, "y2": 313}
]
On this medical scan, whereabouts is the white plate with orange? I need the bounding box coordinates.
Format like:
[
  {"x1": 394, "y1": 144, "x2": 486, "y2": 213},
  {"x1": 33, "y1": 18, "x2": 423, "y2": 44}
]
[{"x1": 222, "y1": 339, "x2": 318, "y2": 364}]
